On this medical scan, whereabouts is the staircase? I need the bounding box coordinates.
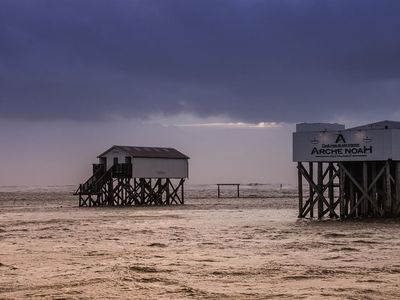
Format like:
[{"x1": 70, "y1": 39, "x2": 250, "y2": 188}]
[
  {"x1": 74, "y1": 164, "x2": 107, "y2": 195},
  {"x1": 74, "y1": 163, "x2": 132, "y2": 196}
]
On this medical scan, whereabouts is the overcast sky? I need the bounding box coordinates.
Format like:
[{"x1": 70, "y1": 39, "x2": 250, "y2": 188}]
[{"x1": 1, "y1": 0, "x2": 400, "y2": 186}]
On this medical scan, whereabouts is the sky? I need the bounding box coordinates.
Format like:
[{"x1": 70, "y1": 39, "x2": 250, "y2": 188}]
[{"x1": 1, "y1": 0, "x2": 400, "y2": 186}]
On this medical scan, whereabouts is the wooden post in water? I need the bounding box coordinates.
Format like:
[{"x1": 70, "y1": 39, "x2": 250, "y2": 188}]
[
  {"x1": 349, "y1": 164, "x2": 355, "y2": 218},
  {"x1": 317, "y1": 162, "x2": 323, "y2": 219},
  {"x1": 371, "y1": 162, "x2": 377, "y2": 217},
  {"x1": 298, "y1": 162, "x2": 303, "y2": 218},
  {"x1": 342, "y1": 163, "x2": 349, "y2": 218},
  {"x1": 385, "y1": 161, "x2": 392, "y2": 216},
  {"x1": 166, "y1": 179, "x2": 170, "y2": 205},
  {"x1": 181, "y1": 179, "x2": 185, "y2": 204},
  {"x1": 108, "y1": 177, "x2": 113, "y2": 206},
  {"x1": 396, "y1": 162, "x2": 400, "y2": 215},
  {"x1": 309, "y1": 162, "x2": 314, "y2": 218},
  {"x1": 363, "y1": 162, "x2": 368, "y2": 217},
  {"x1": 328, "y1": 163, "x2": 335, "y2": 218},
  {"x1": 339, "y1": 164, "x2": 345, "y2": 219}
]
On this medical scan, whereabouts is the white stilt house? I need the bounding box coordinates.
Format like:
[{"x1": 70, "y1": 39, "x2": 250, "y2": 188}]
[
  {"x1": 293, "y1": 120, "x2": 400, "y2": 219},
  {"x1": 75, "y1": 145, "x2": 189, "y2": 207}
]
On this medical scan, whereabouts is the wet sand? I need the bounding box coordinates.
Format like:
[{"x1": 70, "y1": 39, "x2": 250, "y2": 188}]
[{"x1": 1, "y1": 185, "x2": 400, "y2": 299}]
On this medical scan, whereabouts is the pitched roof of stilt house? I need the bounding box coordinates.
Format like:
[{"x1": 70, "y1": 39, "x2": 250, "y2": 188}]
[{"x1": 97, "y1": 145, "x2": 189, "y2": 159}]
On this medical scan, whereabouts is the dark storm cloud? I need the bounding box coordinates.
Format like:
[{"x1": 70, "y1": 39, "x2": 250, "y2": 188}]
[{"x1": 1, "y1": 0, "x2": 400, "y2": 122}]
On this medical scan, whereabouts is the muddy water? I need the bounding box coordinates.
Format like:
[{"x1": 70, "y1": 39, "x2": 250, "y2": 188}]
[{"x1": 0, "y1": 185, "x2": 400, "y2": 299}]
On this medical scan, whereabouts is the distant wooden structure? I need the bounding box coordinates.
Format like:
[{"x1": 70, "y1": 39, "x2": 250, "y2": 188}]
[
  {"x1": 293, "y1": 121, "x2": 400, "y2": 219},
  {"x1": 217, "y1": 184, "x2": 240, "y2": 198},
  {"x1": 74, "y1": 145, "x2": 189, "y2": 207}
]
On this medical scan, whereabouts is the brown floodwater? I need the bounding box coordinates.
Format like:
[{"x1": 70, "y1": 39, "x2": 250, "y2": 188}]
[{"x1": 0, "y1": 185, "x2": 400, "y2": 299}]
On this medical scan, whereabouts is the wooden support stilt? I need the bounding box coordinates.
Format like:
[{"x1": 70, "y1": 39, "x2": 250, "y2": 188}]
[
  {"x1": 363, "y1": 162, "x2": 368, "y2": 217},
  {"x1": 317, "y1": 162, "x2": 323, "y2": 219},
  {"x1": 77, "y1": 176, "x2": 185, "y2": 207},
  {"x1": 339, "y1": 164, "x2": 345, "y2": 219},
  {"x1": 341, "y1": 163, "x2": 383, "y2": 217},
  {"x1": 295, "y1": 160, "x2": 400, "y2": 219},
  {"x1": 141, "y1": 179, "x2": 147, "y2": 205},
  {"x1": 328, "y1": 163, "x2": 334, "y2": 218},
  {"x1": 166, "y1": 179, "x2": 170, "y2": 205},
  {"x1": 298, "y1": 162, "x2": 303, "y2": 218},
  {"x1": 385, "y1": 161, "x2": 392, "y2": 216},
  {"x1": 371, "y1": 162, "x2": 377, "y2": 216},
  {"x1": 309, "y1": 162, "x2": 314, "y2": 218},
  {"x1": 298, "y1": 163, "x2": 338, "y2": 218},
  {"x1": 107, "y1": 177, "x2": 113, "y2": 206},
  {"x1": 348, "y1": 164, "x2": 355, "y2": 218},
  {"x1": 395, "y1": 162, "x2": 400, "y2": 215},
  {"x1": 181, "y1": 179, "x2": 185, "y2": 204},
  {"x1": 79, "y1": 195, "x2": 85, "y2": 207}
]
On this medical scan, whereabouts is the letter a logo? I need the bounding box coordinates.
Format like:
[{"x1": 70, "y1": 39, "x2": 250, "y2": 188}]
[{"x1": 335, "y1": 134, "x2": 346, "y2": 144}]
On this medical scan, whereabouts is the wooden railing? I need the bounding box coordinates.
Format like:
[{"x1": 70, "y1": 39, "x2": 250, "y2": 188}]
[
  {"x1": 75, "y1": 164, "x2": 105, "y2": 194},
  {"x1": 112, "y1": 163, "x2": 132, "y2": 178},
  {"x1": 93, "y1": 163, "x2": 105, "y2": 175},
  {"x1": 75, "y1": 163, "x2": 132, "y2": 195}
]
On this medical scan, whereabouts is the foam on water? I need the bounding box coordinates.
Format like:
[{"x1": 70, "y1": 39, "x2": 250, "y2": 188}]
[{"x1": 1, "y1": 185, "x2": 400, "y2": 299}]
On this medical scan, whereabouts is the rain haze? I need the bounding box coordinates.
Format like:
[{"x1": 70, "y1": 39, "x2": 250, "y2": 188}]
[
  {"x1": 3, "y1": 2, "x2": 400, "y2": 299},
  {"x1": 1, "y1": 0, "x2": 400, "y2": 186}
]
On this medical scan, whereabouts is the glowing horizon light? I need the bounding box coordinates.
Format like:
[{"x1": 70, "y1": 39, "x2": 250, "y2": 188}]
[{"x1": 175, "y1": 122, "x2": 281, "y2": 128}]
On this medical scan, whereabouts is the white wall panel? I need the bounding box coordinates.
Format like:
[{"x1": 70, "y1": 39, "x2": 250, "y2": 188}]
[
  {"x1": 100, "y1": 148, "x2": 131, "y2": 170},
  {"x1": 293, "y1": 129, "x2": 394, "y2": 162},
  {"x1": 132, "y1": 158, "x2": 188, "y2": 178}
]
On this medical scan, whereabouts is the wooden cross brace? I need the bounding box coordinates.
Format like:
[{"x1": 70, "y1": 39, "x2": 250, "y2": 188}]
[
  {"x1": 298, "y1": 163, "x2": 337, "y2": 217},
  {"x1": 298, "y1": 163, "x2": 339, "y2": 218},
  {"x1": 169, "y1": 179, "x2": 184, "y2": 204},
  {"x1": 338, "y1": 162, "x2": 385, "y2": 216}
]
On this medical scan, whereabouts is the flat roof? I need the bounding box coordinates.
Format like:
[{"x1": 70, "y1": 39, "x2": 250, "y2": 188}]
[{"x1": 347, "y1": 120, "x2": 400, "y2": 131}]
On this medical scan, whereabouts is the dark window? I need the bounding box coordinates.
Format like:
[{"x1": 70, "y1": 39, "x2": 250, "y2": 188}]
[
  {"x1": 113, "y1": 157, "x2": 118, "y2": 165},
  {"x1": 125, "y1": 156, "x2": 132, "y2": 164}
]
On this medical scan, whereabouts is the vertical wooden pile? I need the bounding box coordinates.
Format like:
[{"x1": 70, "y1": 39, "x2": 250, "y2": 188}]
[
  {"x1": 76, "y1": 163, "x2": 185, "y2": 207},
  {"x1": 297, "y1": 160, "x2": 400, "y2": 219}
]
